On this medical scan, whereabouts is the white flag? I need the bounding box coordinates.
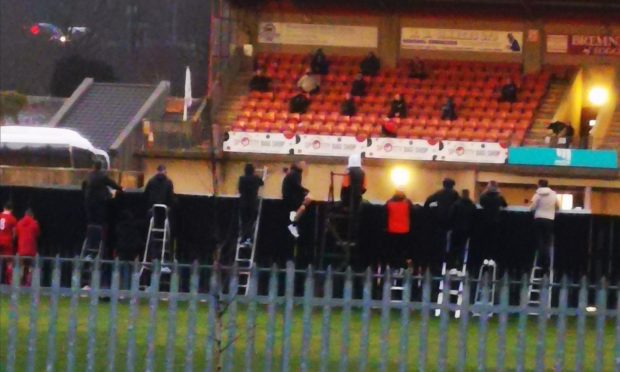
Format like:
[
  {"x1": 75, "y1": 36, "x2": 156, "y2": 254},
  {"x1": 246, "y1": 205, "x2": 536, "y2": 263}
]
[{"x1": 183, "y1": 66, "x2": 192, "y2": 121}]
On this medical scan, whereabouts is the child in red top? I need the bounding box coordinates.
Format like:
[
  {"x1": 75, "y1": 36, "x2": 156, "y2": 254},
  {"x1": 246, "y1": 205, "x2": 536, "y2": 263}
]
[
  {"x1": 0, "y1": 202, "x2": 17, "y2": 284},
  {"x1": 16, "y1": 209, "x2": 40, "y2": 257}
]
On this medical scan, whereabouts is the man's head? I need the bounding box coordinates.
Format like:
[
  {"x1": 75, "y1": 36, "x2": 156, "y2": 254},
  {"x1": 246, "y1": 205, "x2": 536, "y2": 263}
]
[
  {"x1": 244, "y1": 163, "x2": 255, "y2": 176},
  {"x1": 3, "y1": 201, "x2": 13, "y2": 212},
  {"x1": 24, "y1": 208, "x2": 34, "y2": 217},
  {"x1": 368, "y1": 52, "x2": 375, "y2": 58},
  {"x1": 345, "y1": 93, "x2": 352, "y2": 100},
  {"x1": 294, "y1": 160, "x2": 307, "y2": 171},
  {"x1": 461, "y1": 189, "x2": 470, "y2": 199},
  {"x1": 538, "y1": 179, "x2": 549, "y2": 188},
  {"x1": 443, "y1": 178, "x2": 456, "y2": 189},
  {"x1": 394, "y1": 93, "x2": 401, "y2": 100},
  {"x1": 255, "y1": 69, "x2": 263, "y2": 76},
  {"x1": 157, "y1": 164, "x2": 167, "y2": 175},
  {"x1": 487, "y1": 180, "x2": 498, "y2": 192},
  {"x1": 507, "y1": 33, "x2": 515, "y2": 42},
  {"x1": 305, "y1": 68, "x2": 312, "y2": 74},
  {"x1": 93, "y1": 160, "x2": 103, "y2": 171}
]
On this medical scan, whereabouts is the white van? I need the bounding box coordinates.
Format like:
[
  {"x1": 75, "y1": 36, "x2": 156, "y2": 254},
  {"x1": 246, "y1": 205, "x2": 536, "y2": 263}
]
[{"x1": 0, "y1": 126, "x2": 110, "y2": 169}]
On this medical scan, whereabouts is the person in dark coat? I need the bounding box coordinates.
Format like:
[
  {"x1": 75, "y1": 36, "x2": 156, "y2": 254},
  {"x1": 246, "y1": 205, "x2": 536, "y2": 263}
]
[
  {"x1": 388, "y1": 94, "x2": 407, "y2": 119},
  {"x1": 441, "y1": 97, "x2": 457, "y2": 121},
  {"x1": 350, "y1": 74, "x2": 366, "y2": 97},
  {"x1": 360, "y1": 52, "x2": 380, "y2": 77},
  {"x1": 310, "y1": 48, "x2": 329, "y2": 75},
  {"x1": 248, "y1": 69, "x2": 272, "y2": 92},
  {"x1": 289, "y1": 93, "x2": 310, "y2": 114},
  {"x1": 507, "y1": 33, "x2": 521, "y2": 52},
  {"x1": 144, "y1": 165, "x2": 175, "y2": 208},
  {"x1": 425, "y1": 178, "x2": 459, "y2": 272},
  {"x1": 479, "y1": 181, "x2": 508, "y2": 262},
  {"x1": 282, "y1": 161, "x2": 311, "y2": 239},
  {"x1": 408, "y1": 57, "x2": 428, "y2": 79},
  {"x1": 340, "y1": 93, "x2": 357, "y2": 116},
  {"x1": 82, "y1": 160, "x2": 123, "y2": 225},
  {"x1": 499, "y1": 78, "x2": 517, "y2": 103},
  {"x1": 448, "y1": 189, "x2": 477, "y2": 272},
  {"x1": 238, "y1": 163, "x2": 265, "y2": 244}
]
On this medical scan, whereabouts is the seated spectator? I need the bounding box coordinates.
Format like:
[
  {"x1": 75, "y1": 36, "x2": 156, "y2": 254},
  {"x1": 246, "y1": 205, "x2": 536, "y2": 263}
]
[
  {"x1": 297, "y1": 69, "x2": 320, "y2": 95},
  {"x1": 441, "y1": 97, "x2": 457, "y2": 121},
  {"x1": 310, "y1": 48, "x2": 329, "y2": 75},
  {"x1": 388, "y1": 94, "x2": 408, "y2": 119},
  {"x1": 360, "y1": 52, "x2": 380, "y2": 77},
  {"x1": 408, "y1": 57, "x2": 428, "y2": 79},
  {"x1": 289, "y1": 92, "x2": 310, "y2": 114},
  {"x1": 382, "y1": 119, "x2": 398, "y2": 137},
  {"x1": 499, "y1": 78, "x2": 517, "y2": 103},
  {"x1": 547, "y1": 121, "x2": 574, "y2": 148},
  {"x1": 350, "y1": 74, "x2": 367, "y2": 97},
  {"x1": 248, "y1": 69, "x2": 272, "y2": 93},
  {"x1": 340, "y1": 93, "x2": 357, "y2": 116},
  {"x1": 507, "y1": 33, "x2": 521, "y2": 52}
]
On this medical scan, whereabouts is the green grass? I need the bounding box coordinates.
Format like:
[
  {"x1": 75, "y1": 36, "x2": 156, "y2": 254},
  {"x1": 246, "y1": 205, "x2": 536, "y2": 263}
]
[{"x1": 0, "y1": 294, "x2": 616, "y2": 371}]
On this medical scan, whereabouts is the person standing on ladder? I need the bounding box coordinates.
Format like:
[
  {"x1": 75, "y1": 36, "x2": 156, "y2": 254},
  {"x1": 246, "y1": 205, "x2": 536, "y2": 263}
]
[
  {"x1": 479, "y1": 180, "x2": 508, "y2": 265},
  {"x1": 448, "y1": 189, "x2": 476, "y2": 274},
  {"x1": 282, "y1": 161, "x2": 312, "y2": 239},
  {"x1": 238, "y1": 163, "x2": 265, "y2": 246},
  {"x1": 529, "y1": 179, "x2": 559, "y2": 274},
  {"x1": 340, "y1": 154, "x2": 367, "y2": 241},
  {"x1": 424, "y1": 178, "x2": 459, "y2": 273},
  {"x1": 144, "y1": 164, "x2": 175, "y2": 211},
  {"x1": 383, "y1": 187, "x2": 415, "y2": 271}
]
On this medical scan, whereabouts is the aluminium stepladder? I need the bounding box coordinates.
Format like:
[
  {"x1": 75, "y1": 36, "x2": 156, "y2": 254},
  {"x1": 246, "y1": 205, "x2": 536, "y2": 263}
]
[
  {"x1": 527, "y1": 245, "x2": 555, "y2": 310},
  {"x1": 80, "y1": 224, "x2": 104, "y2": 288},
  {"x1": 140, "y1": 204, "x2": 174, "y2": 286},
  {"x1": 472, "y1": 258, "x2": 498, "y2": 317},
  {"x1": 435, "y1": 232, "x2": 469, "y2": 318}
]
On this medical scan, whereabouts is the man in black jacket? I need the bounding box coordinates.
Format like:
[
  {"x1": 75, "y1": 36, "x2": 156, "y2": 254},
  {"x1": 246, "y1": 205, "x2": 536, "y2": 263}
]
[
  {"x1": 350, "y1": 74, "x2": 367, "y2": 97},
  {"x1": 360, "y1": 52, "x2": 380, "y2": 77},
  {"x1": 310, "y1": 48, "x2": 329, "y2": 75},
  {"x1": 425, "y1": 178, "x2": 459, "y2": 271},
  {"x1": 82, "y1": 160, "x2": 123, "y2": 225},
  {"x1": 238, "y1": 163, "x2": 264, "y2": 244},
  {"x1": 248, "y1": 69, "x2": 272, "y2": 93},
  {"x1": 479, "y1": 180, "x2": 508, "y2": 261},
  {"x1": 340, "y1": 93, "x2": 357, "y2": 116},
  {"x1": 388, "y1": 94, "x2": 407, "y2": 119},
  {"x1": 448, "y1": 189, "x2": 476, "y2": 272},
  {"x1": 144, "y1": 165, "x2": 175, "y2": 209},
  {"x1": 282, "y1": 161, "x2": 311, "y2": 239},
  {"x1": 289, "y1": 93, "x2": 310, "y2": 114}
]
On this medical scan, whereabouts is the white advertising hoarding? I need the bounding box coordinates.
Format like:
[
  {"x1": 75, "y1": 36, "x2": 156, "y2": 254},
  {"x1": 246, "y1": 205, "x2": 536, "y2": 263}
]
[
  {"x1": 258, "y1": 22, "x2": 378, "y2": 48},
  {"x1": 401, "y1": 27, "x2": 523, "y2": 53}
]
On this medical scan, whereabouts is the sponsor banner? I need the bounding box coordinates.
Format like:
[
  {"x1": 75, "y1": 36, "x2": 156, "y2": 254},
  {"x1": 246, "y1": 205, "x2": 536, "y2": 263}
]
[
  {"x1": 547, "y1": 34, "x2": 620, "y2": 56},
  {"x1": 365, "y1": 137, "x2": 438, "y2": 161},
  {"x1": 223, "y1": 131, "x2": 295, "y2": 155},
  {"x1": 508, "y1": 147, "x2": 618, "y2": 169},
  {"x1": 258, "y1": 22, "x2": 378, "y2": 48},
  {"x1": 401, "y1": 27, "x2": 523, "y2": 53},
  {"x1": 293, "y1": 134, "x2": 366, "y2": 157},
  {"x1": 437, "y1": 141, "x2": 508, "y2": 164}
]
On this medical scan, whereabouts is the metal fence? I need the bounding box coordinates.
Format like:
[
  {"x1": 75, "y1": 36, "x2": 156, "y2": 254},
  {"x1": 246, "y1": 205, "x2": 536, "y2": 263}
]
[{"x1": 1, "y1": 255, "x2": 619, "y2": 371}]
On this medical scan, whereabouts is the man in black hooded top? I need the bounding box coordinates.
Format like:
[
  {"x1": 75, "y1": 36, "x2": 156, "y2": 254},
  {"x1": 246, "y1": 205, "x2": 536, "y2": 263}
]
[{"x1": 144, "y1": 164, "x2": 175, "y2": 208}]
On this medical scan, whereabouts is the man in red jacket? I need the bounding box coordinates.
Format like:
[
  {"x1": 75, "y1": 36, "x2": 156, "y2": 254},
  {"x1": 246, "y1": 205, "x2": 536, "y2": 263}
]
[
  {"x1": 16, "y1": 209, "x2": 40, "y2": 286},
  {"x1": 383, "y1": 188, "x2": 414, "y2": 270},
  {"x1": 0, "y1": 202, "x2": 17, "y2": 284}
]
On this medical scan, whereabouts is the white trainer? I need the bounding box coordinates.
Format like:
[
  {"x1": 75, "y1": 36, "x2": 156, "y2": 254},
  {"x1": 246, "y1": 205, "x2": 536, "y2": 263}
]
[{"x1": 287, "y1": 224, "x2": 299, "y2": 238}]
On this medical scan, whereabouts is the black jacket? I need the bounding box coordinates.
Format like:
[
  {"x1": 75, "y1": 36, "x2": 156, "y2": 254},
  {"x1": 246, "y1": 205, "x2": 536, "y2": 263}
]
[
  {"x1": 238, "y1": 174, "x2": 264, "y2": 208},
  {"x1": 424, "y1": 188, "x2": 459, "y2": 228},
  {"x1": 479, "y1": 190, "x2": 507, "y2": 225},
  {"x1": 500, "y1": 83, "x2": 517, "y2": 102},
  {"x1": 350, "y1": 79, "x2": 366, "y2": 97},
  {"x1": 450, "y1": 197, "x2": 477, "y2": 232},
  {"x1": 249, "y1": 75, "x2": 271, "y2": 92},
  {"x1": 83, "y1": 170, "x2": 122, "y2": 205},
  {"x1": 144, "y1": 173, "x2": 175, "y2": 207},
  {"x1": 360, "y1": 56, "x2": 380, "y2": 76},
  {"x1": 289, "y1": 94, "x2": 309, "y2": 114},
  {"x1": 282, "y1": 167, "x2": 308, "y2": 210},
  {"x1": 340, "y1": 99, "x2": 357, "y2": 116},
  {"x1": 388, "y1": 99, "x2": 407, "y2": 118}
]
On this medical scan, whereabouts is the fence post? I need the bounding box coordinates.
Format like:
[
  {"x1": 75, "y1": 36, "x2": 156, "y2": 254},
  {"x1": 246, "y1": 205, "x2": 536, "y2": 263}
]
[
  {"x1": 457, "y1": 275, "x2": 471, "y2": 372},
  {"x1": 206, "y1": 263, "x2": 221, "y2": 372},
  {"x1": 358, "y1": 268, "x2": 372, "y2": 372},
  {"x1": 379, "y1": 268, "x2": 392, "y2": 372},
  {"x1": 339, "y1": 267, "x2": 353, "y2": 372},
  {"x1": 263, "y1": 264, "x2": 278, "y2": 372},
  {"x1": 145, "y1": 260, "x2": 161, "y2": 372},
  {"x1": 106, "y1": 259, "x2": 121, "y2": 372},
  {"x1": 26, "y1": 256, "x2": 42, "y2": 372},
  {"x1": 477, "y1": 272, "x2": 490, "y2": 371},
  {"x1": 438, "y1": 273, "x2": 451, "y2": 372},
  {"x1": 496, "y1": 275, "x2": 509, "y2": 372},
  {"x1": 594, "y1": 278, "x2": 608, "y2": 372},
  {"x1": 280, "y1": 261, "x2": 295, "y2": 372},
  {"x1": 575, "y1": 277, "x2": 588, "y2": 371},
  {"x1": 398, "y1": 269, "x2": 412, "y2": 372},
  {"x1": 66, "y1": 256, "x2": 83, "y2": 372},
  {"x1": 244, "y1": 265, "x2": 259, "y2": 372},
  {"x1": 614, "y1": 282, "x2": 620, "y2": 372},
  {"x1": 165, "y1": 261, "x2": 180, "y2": 372},
  {"x1": 45, "y1": 256, "x2": 61, "y2": 372},
  {"x1": 515, "y1": 273, "x2": 529, "y2": 372},
  {"x1": 86, "y1": 257, "x2": 102, "y2": 372},
  {"x1": 125, "y1": 259, "x2": 142, "y2": 372},
  {"x1": 6, "y1": 256, "x2": 21, "y2": 372},
  {"x1": 300, "y1": 265, "x2": 315, "y2": 372},
  {"x1": 223, "y1": 263, "x2": 239, "y2": 372},
  {"x1": 554, "y1": 276, "x2": 569, "y2": 371},
  {"x1": 319, "y1": 266, "x2": 334, "y2": 372},
  {"x1": 184, "y1": 261, "x2": 200, "y2": 372},
  {"x1": 535, "y1": 275, "x2": 550, "y2": 371},
  {"x1": 418, "y1": 270, "x2": 432, "y2": 372}
]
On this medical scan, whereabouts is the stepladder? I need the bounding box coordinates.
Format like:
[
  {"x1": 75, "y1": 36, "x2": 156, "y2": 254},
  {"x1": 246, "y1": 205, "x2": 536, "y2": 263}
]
[
  {"x1": 528, "y1": 246, "x2": 555, "y2": 310},
  {"x1": 235, "y1": 166, "x2": 267, "y2": 295},
  {"x1": 472, "y1": 259, "x2": 498, "y2": 317},
  {"x1": 80, "y1": 224, "x2": 104, "y2": 288},
  {"x1": 435, "y1": 232, "x2": 469, "y2": 318},
  {"x1": 140, "y1": 204, "x2": 174, "y2": 287}
]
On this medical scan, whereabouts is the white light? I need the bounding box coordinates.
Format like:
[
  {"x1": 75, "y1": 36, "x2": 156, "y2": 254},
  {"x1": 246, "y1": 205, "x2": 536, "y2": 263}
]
[
  {"x1": 390, "y1": 166, "x2": 411, "y2": 188},
  {"x1": 557, "y1": 194, "x2": 574, "y2": 210},
  {"x1": 586, "y1": 306, "x2": 597, "y2": 313},
  {"x1": 588, "y1": 87, "x2": 609, "y2": 106},
  {"x1": 589, "y1": 119, "x2": 597, "y2": 127},
  {"x1": 59, "y1": 35, "x2": 67, "y2": 43}
]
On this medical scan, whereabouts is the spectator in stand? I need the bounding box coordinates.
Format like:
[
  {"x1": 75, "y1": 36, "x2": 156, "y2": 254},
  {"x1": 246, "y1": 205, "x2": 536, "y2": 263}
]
[
  {"x1": 238, "y1": 163, "x2": 265, "y2": 245},
  {"x1": 289, "y1": 92, "x2": 310, "y2": 114},
  {"x1": 546, "y1": 121, "x2": 574, "y2": 148},
  {"x1": 340, "y1": 93, "x2": 357, "y2": 116},
  {"x1": 499, "y1": 78, "x2": 518, "y2": 103},
  {"x1": 507, "y1": 33, "x2": 521, "y2": 52},
  {"x1": 16, "y1": 208, "x2": 40, "y2": 286},
  {"x1": 0, "y1": 202, "x2": 17, "y2": 284},
  {"x1": 388, "y1": 93, "x2": 408, "y2": 119},
  {"x1": 360, "y1": 52, "x2": 380, "y2": 77},
  {"x1": 529, "y1": 179, "x2": 559, "y2": 273},
  {"x1": 297, "y1": 68, "x2": 320, "y2": 95},
  {"x1": 310, "y1": 48, "x2": 329, "y2": 75},
  {"x1": 248, "y1": 69, "x2": 272, "y2": 93},
  {"x1": 441, "y1": 97, "x2": 457, "y2": 121},
  {"x1": 384, "y1": 187, "x2": 415, "y2": 270},
  {"x1": 350, "y1": 74, "x2": 367, "y2": 97},
  {"x1": 448, "y1": 189, "x2": 476, "y2": 273},
  {"x1": 479, "y1": 181, "x2": 508, "y2": 262},
  {"x1": 425, "y1": 178, "x2": 459, "y2": 272},
  {"x1": 408, "y1": 57, "x2": 428, "y2": 79},
  {"x1": 282, "y1": 161, "x2": 312, "y2": 239}
]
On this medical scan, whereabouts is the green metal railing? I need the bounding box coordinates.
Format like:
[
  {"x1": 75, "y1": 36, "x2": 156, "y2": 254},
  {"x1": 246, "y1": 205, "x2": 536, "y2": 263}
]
[{"x1": 1, "y1": 256, "x2": 619, "y2": 371}]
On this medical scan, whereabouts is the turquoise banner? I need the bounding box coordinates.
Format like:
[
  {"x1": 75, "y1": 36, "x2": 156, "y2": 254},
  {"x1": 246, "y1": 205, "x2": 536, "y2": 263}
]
[{"x1": 508, "y1": 147, "x2": 618, "y2": 169}]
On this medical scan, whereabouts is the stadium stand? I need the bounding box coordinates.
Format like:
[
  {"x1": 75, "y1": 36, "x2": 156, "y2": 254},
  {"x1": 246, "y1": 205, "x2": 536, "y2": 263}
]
[{"x1": 229, "y1": 53, "x2": 575, "y2": 146}]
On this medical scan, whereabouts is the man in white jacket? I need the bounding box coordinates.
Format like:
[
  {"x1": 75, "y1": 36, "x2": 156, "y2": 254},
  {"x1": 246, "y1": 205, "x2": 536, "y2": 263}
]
[{"x1": 529, "y1": 179, "x2": 560, "y2": 272}]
